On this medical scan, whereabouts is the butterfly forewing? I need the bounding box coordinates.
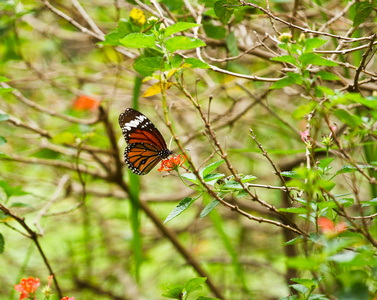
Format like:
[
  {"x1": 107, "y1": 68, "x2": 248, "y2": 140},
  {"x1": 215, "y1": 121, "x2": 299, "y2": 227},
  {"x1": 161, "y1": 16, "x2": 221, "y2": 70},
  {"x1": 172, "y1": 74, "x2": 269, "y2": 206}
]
[{"x1": 119, "y1": 108, "x2": 172, "y2": 175}]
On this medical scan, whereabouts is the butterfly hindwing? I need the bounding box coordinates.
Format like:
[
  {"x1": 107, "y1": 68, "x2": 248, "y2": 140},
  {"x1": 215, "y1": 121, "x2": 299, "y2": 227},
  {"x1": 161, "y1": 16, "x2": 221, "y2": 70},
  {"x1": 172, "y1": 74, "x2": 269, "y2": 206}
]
[
  {"x1": 119, "y1": 108, "x2": 172, "y2": 175},
  {"x1": 124, "y1": 144, "x2": 162, "y2": 175}
]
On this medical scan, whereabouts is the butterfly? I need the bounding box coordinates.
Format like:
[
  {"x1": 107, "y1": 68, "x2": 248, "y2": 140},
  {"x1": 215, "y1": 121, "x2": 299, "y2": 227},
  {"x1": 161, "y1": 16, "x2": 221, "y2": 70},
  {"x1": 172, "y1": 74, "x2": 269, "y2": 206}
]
[{"x1": 118, "y1": 108, "x2": 173, "y2": 175}]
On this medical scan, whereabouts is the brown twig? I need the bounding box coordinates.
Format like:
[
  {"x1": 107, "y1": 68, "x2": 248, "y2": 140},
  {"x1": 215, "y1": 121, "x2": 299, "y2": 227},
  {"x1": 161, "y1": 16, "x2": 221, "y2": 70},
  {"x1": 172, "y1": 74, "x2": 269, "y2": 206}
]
[
  {"x1": 167, "y1": 85, "x2": 304, "y2": 235},
  {"x1": 1, "y1": 82, "x2": 102, "y2": 125},
  {"x1": 351, "y1": 34, "x2": 377, "y2": 92},
  {"x1": 0, "y1": 203, "x2": 63, "y2": 298},
  {"x1": 237, "y1": 0, "x2": 372, "y2": 42}
]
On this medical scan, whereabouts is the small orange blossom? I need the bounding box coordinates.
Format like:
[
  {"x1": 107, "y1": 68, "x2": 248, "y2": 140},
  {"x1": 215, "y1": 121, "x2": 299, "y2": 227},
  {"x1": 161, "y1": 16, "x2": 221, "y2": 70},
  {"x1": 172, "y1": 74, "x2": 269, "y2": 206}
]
[
  {"x1": 14, "y1": 277, "x2": 40, "y2": 300},
  {"x1": 158, "y1": 154, "x2": 186, "y2": 172}
]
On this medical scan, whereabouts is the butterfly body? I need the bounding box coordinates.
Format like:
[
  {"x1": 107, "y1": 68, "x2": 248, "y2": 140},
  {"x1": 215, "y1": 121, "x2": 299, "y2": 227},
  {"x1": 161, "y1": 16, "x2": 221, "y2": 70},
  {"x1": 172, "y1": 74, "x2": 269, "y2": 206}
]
[{"x1": 119, "y1": 108, "x2": 172, "y2": 175}]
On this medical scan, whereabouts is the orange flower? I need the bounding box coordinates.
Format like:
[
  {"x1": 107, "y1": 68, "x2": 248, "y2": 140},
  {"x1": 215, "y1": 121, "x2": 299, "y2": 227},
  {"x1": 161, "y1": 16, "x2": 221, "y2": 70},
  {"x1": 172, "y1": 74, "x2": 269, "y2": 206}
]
[
  {"x1": 158, "y1": 154, "x2": 186, "y2": 172},
  {"x1": 73, "y1": 95, "x2": 100, "y2": 110},
  {"x1": 318, "y1": 217, "x2": 347, "y2": 237},
  {"x1": 61, "y1": 297, "x2": 75, "y2": 300},
  {"x1": 14, "y1": 277, "x2": 40, "y2": 300}
]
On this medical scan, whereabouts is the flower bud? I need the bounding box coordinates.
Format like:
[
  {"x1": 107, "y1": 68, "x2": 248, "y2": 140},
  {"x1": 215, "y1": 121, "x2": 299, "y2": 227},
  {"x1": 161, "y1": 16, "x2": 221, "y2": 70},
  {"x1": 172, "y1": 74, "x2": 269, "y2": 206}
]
[
  {"x1": 298, "y1": 33, "x2": 306, "y2": 44},
  {"x1": 147, "y1": 16, "x2": 158, "y2": 24},
  {"x1": 279, "y1": 33, "x2": 292, "y2": 43}
]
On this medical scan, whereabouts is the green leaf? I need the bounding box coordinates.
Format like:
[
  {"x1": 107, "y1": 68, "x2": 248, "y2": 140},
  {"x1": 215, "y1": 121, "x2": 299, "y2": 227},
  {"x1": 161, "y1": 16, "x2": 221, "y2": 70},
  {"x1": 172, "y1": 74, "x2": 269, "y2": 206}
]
[
  {"x1": 133, "y1": 56, "x2": 165, "y2": 76},
  {"x1": 0, "y1": 233, "x2": 4, "y2": 254},
  {"x1": 100, "y1": 31, "x2": 122, "y2": 46},
  {"x1": 284, "y1": 236, "x2": 304, "y2": 246},
  {"x1": 328, "y1": 251, "x2": 357, "y2": 263},
  {"x1": 203, "y1": 173, "x2": 225, "y2": 186},
  {"x1": 270, "y1": 72, "x2": 302, "y2": 89},
  {"x1": 181, "y1": 173, "x2": 198, "y2": 184},
  {"x1": 290, "y1": 284, "x2": 308, "y2": 294},
  {"x1": 0, "y1": 87, "x2": 14, "y2": 94},
  {"x1": 0, "y1": 152, "x2": 10, "y2": 158},
  {"x1": 203, "y1": 23, "x2": 226, "y2": 39},
  {"x1": 162, "y1": 284, "x2": 184, "y2": 298},
  {"x1": 0, "y1": 113, "x2": 9, "y2": 121},
  {"x1": 281, "y1": 171, "x2": 301, "y2": 178},
  {"x1": 318, "y1": 198, "x2": 354, "y2": 210},
  {"x1": 361, "y1": 198, "x2": 377, "y2": 207},
  {"x1": 165, "y1": 36, "x2": 206, "y2": 52},
  {"x1": 165, "y1": 22, "x2": 200, "y2": 36},
  {"x1": 241, "y1": 174, "x2": 257, "y2": 182},
  {"x1": 200, "y1": 199, "x2": 220, "y2": 218},
  {"x1": 197, "y1": 297, "x2": 220, "y2": 300},
  {"x1": 308, "y1": 295, "x2": 329, "y2": 300},
  {"x1": 299, "y1": 53, "x2": 338, "y2": 67},
  {"x1": 291, "y1": 278, "x2": 319, "y2": 289},
  {"x1": 292, "y1": 102, "x2": 317, "y2": 119},
  {"x1": 336, "y1": 198, "x2": 354, "y2": 207},
  {"x1": 120, "y1": 33, "x2": 156, "y2": 48},
  {"x1": 315, "y1": 86, "x2": 334, "y2": 96},
  {"x1": 184, "y1": 277, "x2": 206, "y2": 293},
  {"x1": 30, "y1": 148, "x2": 60, "y2": 159},
  {"x1": 332, "y1": 164, "x2": 373, "y2": 178},
  {"x1": 164, "y1": 197, "x2": 196, "y2": 223},
  {"x1": 171, "y1": 55, "x2": 183, "y2": 68},
  {"x1": 333, "y1": 109, "x2": 364, "y2": 128},
  {"x1": 278, "y1": 207, "x2": 307, "y2": 214},
  {"x1": 0, "y1": 211, "x2": 7, "y2": 221},
  {"x1": 223, "y1": 180, "x2": 242, "y2": 190},
  {"x1": 271, "y1": 55, "x2": 298, "y2": 66},
  {"x1": 353, "y1": 1, "x2": 374, "y2": 27},
  {"x1": 0, "y1": 136, "x2": 7, "y2": 146},
  {"x1": 286, "y1": 255, "x2": 323, "y2": 270},
  {"x1": 214, "y1": 0, "x2": 235, "y2": 24},
  {"x1": 184, "y1": 58, "x2": 210, "y2": 69},
  {"x1": 237, "y1": 189, "x2": 249, "y2": 198},
  {"x1": 10, "y1": 202, "x2": 32, "y2": 208},
  {"x1": 317, "y1": 71, "x2": 340, "y2": 81},
  {"x1": 202, "y1": 160, "x2": 225, "y2": 177},
  {"x1": 52, "y1": 132, "x2": 76, "y2": 144},
  {"x1": 304, "y1": 38, "x2": 327, "y2": 53},
  {"x1": 99, "y1": 19, "x2": 135, "y2": 46},
  {"x1": 318, "y1": 157, "x2": 335, "y2": 171},
  {"x1": 270, "y1": 76, "x2": 296, "y2": 89},
  {"x1": 279, "y1": 296, "x2": 299, "y2": 300},
  {"x1": 226, "y1": 32, "x2": 239, "y2": 56},
  {"x1": 0, "y1": 76, "x2": 10, "y2": 82},
  {"x1": 0, "y1": 181, "x2": 29, "y2": 200},
  {"x1": 359, "y1": 96, "x2": 377, "y2": 108}
]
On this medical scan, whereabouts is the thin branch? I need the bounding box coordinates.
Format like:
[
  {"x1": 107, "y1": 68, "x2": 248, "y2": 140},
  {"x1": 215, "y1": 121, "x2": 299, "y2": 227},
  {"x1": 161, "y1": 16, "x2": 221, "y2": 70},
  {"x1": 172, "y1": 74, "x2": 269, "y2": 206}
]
[
  {"x1": 1, "y1": 154, "x2": 108, "y2": 179},
  {"x1": 71, "y1": 0, "x2": 105, "y2": 36},
  {"x1": 168, "y1": 85, "x2": 304, "y2": 235},
  {"x1": 41, "y1": 0, "x2": 136, "y2": 58},
  {"x1": 238, "y1": 1, "x2": 372, "y2": 42},
  {"x1": 0, "y1": 203, "x2": 63, "y2": 298},
  {"x1": 0, "y1": 108, "x2": 51, "y2": 138},
  {"x1": 1, "y1": 82, "x2": 102, "y2": 125},
  {"x1": 352, "y1": 34, "x2": 377, "y2": 92},
  {"x1": 178, "y1": 53, "x2": 280, "y2": 82},
  {"x1": 33, "y1": 174, "x2": 70, "y2": 235},
  {"x1": 318, "y1": 0, "x2": 357, "y2": 32}
]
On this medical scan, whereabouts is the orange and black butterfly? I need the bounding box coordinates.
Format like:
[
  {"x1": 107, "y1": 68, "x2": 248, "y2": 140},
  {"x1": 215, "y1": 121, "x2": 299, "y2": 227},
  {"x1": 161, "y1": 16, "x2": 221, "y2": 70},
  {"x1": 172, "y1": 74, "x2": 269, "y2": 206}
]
[{"x1": 119, "y1": 108, "x2": 172, "y2": 175}]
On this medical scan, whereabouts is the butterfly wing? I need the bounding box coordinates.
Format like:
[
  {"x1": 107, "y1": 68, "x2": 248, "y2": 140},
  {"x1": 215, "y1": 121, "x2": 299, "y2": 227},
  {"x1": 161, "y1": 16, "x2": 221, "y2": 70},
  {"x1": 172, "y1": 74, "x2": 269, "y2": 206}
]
[
  {"x1": 119, "y1": 108, "x2": 167, "y2": 148},
  {"x1": 124, "y1": 144, "x2": 163, "y2": 175},
  {"x1": 119, "y1": 108, "x2": 172, "y2": 175}
]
